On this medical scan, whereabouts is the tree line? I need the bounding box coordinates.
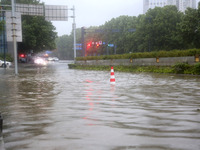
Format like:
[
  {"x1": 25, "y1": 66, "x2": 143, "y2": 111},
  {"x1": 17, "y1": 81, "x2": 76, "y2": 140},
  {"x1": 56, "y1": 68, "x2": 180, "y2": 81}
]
[
  {"x1": 1, "y1": 1, "x2": 199, "y2": 60},
  {"x1": 56, "y1": 3, "x2": 200, "y2": 59}
]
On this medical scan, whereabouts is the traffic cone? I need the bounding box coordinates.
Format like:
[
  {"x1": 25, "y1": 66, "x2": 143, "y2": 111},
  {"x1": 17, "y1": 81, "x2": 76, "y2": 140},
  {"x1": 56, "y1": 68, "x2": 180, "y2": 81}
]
[{"x1": 110, "y1": 66, "x2": 115, "y2": 84}]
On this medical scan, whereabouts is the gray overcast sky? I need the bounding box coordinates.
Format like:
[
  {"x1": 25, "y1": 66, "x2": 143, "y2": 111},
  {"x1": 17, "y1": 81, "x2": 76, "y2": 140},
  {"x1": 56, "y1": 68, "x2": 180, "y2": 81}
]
[
  {"x1": 40, "y1": 0, "x2": 200, "y2": 36},
  {"x1": 40, "y1": 0, "x2": 143, "y2": 36}
]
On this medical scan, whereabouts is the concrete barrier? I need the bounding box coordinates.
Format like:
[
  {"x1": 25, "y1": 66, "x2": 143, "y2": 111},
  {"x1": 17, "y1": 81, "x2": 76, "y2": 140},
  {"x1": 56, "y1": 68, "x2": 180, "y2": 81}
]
[{"x1": 75, "y1": 56, "x2": 199, "y2": 67}]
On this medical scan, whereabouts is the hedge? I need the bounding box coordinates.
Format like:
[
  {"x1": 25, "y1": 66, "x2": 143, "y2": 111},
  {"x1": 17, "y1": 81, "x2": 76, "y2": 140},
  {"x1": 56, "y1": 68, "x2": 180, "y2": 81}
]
[
  {"x1": 76, "y1": 49, "x2": 200, "y2": 61},
  {"x1": 0, "y1": 53, "x2": 13, "y2": 62}
]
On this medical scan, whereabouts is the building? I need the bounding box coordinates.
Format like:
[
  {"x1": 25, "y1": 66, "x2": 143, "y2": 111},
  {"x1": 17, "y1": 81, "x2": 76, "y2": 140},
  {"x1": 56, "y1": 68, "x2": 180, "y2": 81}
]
[
  {"x1": 0, "y1": 11, "x2": 8, "y2": 55},
  {"x1": 143, "y1": 0, "x2": 196, "y2": 13},
  {"x1": 179, "y1": 0, "x2": 196, "y2": 12}
]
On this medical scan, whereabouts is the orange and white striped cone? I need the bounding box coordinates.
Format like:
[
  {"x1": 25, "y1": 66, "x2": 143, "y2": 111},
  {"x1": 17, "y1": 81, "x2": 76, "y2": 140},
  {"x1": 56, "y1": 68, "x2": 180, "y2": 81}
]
[{"x1": 110, "y1": 66, "x2": 115, "y2": 84}]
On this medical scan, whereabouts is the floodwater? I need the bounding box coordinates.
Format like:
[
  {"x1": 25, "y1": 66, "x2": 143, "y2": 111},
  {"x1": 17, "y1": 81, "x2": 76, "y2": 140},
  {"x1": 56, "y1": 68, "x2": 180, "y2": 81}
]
[{"x1": 0, "y1": 61, "x2": 200, "y2": 150}]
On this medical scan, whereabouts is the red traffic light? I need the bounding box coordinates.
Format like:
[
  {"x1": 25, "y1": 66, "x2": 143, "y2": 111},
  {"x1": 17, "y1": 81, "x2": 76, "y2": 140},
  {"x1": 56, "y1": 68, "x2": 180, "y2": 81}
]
[{"x1": 87, "y1": 43, "x2": 92, "y2": 50}]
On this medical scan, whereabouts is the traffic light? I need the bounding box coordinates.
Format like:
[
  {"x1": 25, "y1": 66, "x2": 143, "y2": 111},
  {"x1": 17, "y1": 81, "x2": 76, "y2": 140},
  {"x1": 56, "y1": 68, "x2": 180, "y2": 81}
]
[
  {"x1": 81, "y1": 27, "x2": 86, "y2": 35},
  {"x1": 87, "y1": 43, "x2": 91, "y2": 49},
  {"x1": 87, "y1": 43, "x2": 91, "y2": 47}
]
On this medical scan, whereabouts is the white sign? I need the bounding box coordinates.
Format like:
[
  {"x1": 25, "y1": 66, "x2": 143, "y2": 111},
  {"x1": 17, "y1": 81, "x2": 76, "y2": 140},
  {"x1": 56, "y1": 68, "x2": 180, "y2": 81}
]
[
  {"x1": 45, "y1": 5, "x2": 68, "y2": 21},
  {"x1": 6, "y1": 11, "x2": 22, "y2": 42},
  {"x1": 15, "y1": 3, "x2": 44, "y2": 16},
  {"x1": 15, "y1": 3, "x2": 68, "y2": 21}
]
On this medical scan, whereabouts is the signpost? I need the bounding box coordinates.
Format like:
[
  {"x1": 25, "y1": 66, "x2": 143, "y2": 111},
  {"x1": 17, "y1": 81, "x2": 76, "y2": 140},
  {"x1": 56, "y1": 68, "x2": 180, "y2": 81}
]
[
  {"x1": 76, "y1": 43, "x2": 82, "y2": 50},
  {"x1": 6, "y1": 11, "x2": 22, "y2": 42},
  {"x1": 108, "y1": 44, "x2": 114, "y2": 47}
]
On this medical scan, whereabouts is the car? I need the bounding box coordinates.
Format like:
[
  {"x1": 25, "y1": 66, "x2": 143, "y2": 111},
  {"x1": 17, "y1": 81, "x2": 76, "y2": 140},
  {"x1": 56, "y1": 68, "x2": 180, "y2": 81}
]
[
  {"x1": 52, "y1": 57, "x2": 59, "y2": 61},
  {"x1": 19, "y1": 54, "x2": 27, "y2": 63},
  {"x1": 0, "y1": 60, "x2": 12, "y2": 68},
  {"x1": 47, "y1": 57, "x2": 53, "y2": 61},
  {"x1": 47, "y1": 57, "x2": 59, "y2": 61}
]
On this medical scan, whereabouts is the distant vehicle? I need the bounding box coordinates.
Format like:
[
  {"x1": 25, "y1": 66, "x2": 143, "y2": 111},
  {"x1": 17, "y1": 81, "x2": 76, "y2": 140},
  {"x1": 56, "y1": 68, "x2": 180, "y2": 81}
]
[
  {"x1": 0, "y1": 60, "x2": 12, "y2": 68},
  {"x1": 19, "y1": 53, "x2": 27, "y2": 63},
  {"x1": 47, "y1": 57, "x2": 53, "y2": 61},
  {"x1": 48, "y1": 57, "x2": 59, "y2": 61},
  {"x1": 53, "y1": 57, "x2": 59, "y2": 61}
]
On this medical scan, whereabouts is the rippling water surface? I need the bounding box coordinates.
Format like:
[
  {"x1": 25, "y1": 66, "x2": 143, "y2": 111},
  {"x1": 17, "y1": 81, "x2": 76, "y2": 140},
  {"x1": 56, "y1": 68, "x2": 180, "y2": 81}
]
[{"x1": 0, "y1": 62, "x2": 200, "y2": 150}]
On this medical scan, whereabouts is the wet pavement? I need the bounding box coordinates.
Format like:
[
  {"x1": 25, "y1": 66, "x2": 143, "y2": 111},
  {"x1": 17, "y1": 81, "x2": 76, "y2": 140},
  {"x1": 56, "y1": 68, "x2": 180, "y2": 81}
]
[{"x1": 0, "y1": 61, "x2": 200, "y2": 150}]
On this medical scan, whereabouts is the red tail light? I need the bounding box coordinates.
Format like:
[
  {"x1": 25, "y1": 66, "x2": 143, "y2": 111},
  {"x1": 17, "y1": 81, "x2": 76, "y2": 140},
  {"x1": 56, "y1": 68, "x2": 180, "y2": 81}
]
[{"x1": 20, "y1": 54, "x2": 25, "y2": 58}]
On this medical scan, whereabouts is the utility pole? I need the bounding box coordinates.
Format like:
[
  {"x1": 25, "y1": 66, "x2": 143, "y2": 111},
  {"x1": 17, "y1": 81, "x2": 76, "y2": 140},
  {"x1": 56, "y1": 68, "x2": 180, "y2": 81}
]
[
  {"x1": 81, "y1": 27, "x2": 86, "y2": 56},
  {"x1": 11, "y1": 0, "x2": 18, "y2": 75},
  {"x1": 70, "y1": 6, "x2": 76, "y2": 60}
]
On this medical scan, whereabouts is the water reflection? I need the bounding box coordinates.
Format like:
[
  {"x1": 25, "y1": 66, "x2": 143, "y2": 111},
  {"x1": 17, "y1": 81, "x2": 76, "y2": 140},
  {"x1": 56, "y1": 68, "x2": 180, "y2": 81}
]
[
  {"x1": 0, "y1": 65, "x2": 58, "y2": 150},
  {"x1": 83, "y1": 80, "x2": 97, "y2": 125}
]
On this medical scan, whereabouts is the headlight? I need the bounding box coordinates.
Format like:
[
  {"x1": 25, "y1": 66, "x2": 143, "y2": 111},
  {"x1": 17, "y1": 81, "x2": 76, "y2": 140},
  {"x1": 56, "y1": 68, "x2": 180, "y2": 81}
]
[{"x1": 34, "y1": 58, "x2": 47, "y2": 65}]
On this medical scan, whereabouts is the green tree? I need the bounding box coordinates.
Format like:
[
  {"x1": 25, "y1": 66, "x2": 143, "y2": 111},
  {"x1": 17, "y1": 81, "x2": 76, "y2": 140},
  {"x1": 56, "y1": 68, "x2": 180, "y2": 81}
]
[
  {"x1": 83, "y1": 16, "x2": 138, "y2": 55},
  {"x1": 179, "y1": 2, "x2": 200, "y2": 48},
  {"x1": 134, "y1": 6, "x2": 183, "y2": 52},
  {"x1": 82, "y1": 6, "x2": 183, "y2": 54},
  {"x1": 102, "y1": 16, "x2": 138, "y2": 54},
  {"x1": 64, "y1": 3, "x2": 200, "y2": 57},
  {"x1": 56, "y1": 34, "x2": 74, "y2": 60},
  {"x1": 18, "y1": 15, "x2": 57, "y2": 53}
]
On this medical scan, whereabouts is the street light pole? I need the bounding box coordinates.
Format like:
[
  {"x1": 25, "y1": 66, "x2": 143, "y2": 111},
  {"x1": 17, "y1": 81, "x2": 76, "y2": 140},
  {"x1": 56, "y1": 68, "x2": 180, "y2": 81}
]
[
  {"x1": 11, "y1": 0, "x2": 18, "y2": 75},
  {"x1": 72, "y1": 6, "x2": 76, "y2": 60}
]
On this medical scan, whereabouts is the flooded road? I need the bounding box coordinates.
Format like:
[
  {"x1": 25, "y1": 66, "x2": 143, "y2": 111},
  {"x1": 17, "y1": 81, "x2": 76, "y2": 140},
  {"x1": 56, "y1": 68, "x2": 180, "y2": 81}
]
[{"x1": 0, "y1": 62, "x2": 200, "y2": 150}]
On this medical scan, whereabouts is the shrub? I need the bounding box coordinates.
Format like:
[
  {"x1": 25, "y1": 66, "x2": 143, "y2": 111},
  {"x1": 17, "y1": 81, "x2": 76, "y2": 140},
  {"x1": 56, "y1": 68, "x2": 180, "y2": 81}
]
[
  {"x1": 0, "y1": 53, "x2": 13, "y2": 62},
  {"x1": 172, "y1": 63, "x2": 190, "y2": 74},
  {"x1": 193, "y1": 63, "x2": 200, "y2": 75}
]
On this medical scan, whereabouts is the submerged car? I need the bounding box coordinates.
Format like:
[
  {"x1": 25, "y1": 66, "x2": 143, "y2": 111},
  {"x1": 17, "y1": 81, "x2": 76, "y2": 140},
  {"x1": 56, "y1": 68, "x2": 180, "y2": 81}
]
[{"x1": 0, "y1": 60, "x2": 12, "y2": 68}]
